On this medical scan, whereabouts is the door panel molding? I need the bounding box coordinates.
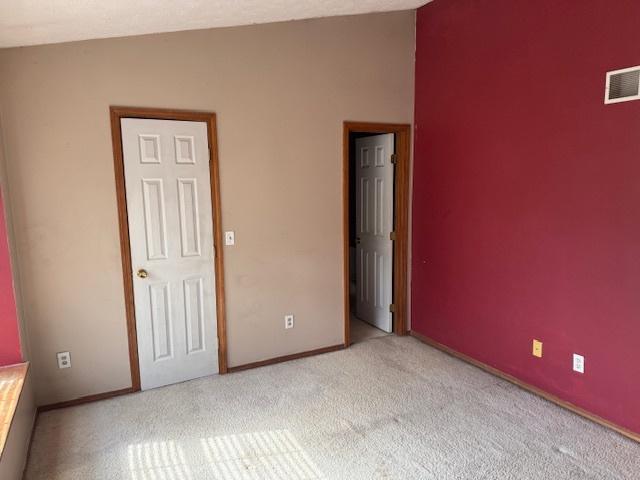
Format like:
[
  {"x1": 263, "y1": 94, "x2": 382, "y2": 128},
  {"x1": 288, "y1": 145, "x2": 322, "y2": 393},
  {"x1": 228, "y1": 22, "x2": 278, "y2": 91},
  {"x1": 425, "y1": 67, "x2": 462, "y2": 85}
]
[
  {"x1": 110, "y1": 106, "x2": 228, "y2": 392},
  {"x1": 343, "y1": 121, "x2": 411, "y2": 346}
]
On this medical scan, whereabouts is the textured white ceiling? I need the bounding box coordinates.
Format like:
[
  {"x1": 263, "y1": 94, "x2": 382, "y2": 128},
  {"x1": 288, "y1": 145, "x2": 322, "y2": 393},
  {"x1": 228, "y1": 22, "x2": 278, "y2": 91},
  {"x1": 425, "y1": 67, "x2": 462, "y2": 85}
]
[{"x1": 0, "y1": 0, "x2": 430, "y2": 48}]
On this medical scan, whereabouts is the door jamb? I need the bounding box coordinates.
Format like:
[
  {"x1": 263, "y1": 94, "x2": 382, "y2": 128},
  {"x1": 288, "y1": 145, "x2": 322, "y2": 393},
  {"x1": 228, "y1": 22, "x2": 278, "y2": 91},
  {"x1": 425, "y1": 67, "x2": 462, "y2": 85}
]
[
  {"x1": 109, "y1": 106, "x2": 228, "y2": 392},
  {"x1": 343, "y1": 121, "x2": 411, "y2": 347}
]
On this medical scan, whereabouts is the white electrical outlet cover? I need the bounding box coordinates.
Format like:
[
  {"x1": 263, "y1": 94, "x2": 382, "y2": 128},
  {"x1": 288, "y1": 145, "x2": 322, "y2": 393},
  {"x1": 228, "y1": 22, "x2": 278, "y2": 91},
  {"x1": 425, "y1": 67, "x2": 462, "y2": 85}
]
[
  {"x1": 285, "y1": 314, "x2": 294, "y2": 329},
  {"x1": 573, "y1": 354, "x2": 585, "y2": 373},
  {"x1": 57, "y1": 351, "x2": 71, "y2": 369}
]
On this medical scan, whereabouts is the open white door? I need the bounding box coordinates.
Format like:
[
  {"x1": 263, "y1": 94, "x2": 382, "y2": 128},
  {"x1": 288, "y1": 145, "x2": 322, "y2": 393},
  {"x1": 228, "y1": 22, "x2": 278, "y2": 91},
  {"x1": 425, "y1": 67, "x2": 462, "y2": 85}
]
[
  {"x1": 355, "y1": 133, "x2": 394, "y2": 333},
  {"x1": 122, "y1": 118, "x2": 219, "y2": 390}
]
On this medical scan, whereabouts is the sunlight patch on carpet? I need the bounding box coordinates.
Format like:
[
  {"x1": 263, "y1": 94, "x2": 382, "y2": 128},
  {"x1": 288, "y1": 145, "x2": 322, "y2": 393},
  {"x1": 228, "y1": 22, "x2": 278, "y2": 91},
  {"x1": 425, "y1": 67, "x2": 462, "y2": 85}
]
[
  {"x1": 200, "y1": 429, "x2": 324, "y2": 479},
  {"x1": 128, "y1": 441, "x2": 193, "y2": 480}
]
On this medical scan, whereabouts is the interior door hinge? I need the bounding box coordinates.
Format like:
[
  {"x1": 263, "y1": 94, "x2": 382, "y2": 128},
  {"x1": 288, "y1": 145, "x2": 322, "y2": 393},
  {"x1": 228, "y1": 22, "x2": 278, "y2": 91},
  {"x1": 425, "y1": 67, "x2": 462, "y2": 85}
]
[
  {"x1": 390, "y1": 231, "x2": 397, "y2": 241},
  {"x1": 391, "y1": 154, "x2": 398, "y2": 164},
  {"x1": 389, "y1": 303, "x2": 396, "y2": 313}
]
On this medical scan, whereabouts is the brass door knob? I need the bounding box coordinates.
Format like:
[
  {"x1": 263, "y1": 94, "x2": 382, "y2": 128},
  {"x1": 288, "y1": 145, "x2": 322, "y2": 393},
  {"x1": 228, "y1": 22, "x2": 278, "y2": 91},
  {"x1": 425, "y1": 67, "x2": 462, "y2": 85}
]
[{"x1": 136, "y1": 269, "x2": 149, "y2": 279}]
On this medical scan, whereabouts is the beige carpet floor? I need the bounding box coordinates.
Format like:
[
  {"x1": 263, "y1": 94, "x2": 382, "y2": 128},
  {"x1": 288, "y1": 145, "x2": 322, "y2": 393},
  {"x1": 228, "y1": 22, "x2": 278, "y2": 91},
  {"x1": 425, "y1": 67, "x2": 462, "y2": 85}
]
[{"x1": 25, "y1": 335, "x2": 639, "y2": 479}]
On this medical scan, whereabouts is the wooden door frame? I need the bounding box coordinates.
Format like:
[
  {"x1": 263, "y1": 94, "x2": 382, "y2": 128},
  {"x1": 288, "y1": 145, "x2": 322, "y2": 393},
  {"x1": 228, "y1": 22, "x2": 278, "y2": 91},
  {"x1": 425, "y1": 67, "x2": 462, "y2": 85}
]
[
  {"x1": 109, "y1": 106, "x2": 228, "y2": 392},
  {"x1": 343, "y1": 121, "x2": 411, "y2": 346}
]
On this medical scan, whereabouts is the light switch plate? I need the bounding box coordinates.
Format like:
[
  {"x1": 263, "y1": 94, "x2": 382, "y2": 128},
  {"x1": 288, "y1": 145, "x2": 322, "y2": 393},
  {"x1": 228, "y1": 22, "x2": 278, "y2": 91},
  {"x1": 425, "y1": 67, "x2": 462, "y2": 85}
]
[
  {"x1": 573, "y1": 354, "x2": 585, "y2": 373},
  {"x1": 224, "y1": 231, "x2": 235, "y2": 246},
  {"x1": 532, "y1": 339, "x2": 543, "y2": 358}
]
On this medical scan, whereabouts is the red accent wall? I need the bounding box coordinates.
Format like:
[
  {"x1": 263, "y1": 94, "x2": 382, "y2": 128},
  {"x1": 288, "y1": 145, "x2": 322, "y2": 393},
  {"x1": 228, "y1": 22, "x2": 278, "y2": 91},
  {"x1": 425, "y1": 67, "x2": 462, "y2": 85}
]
[
  {"x1": 412, "y1": 0, "x2": 640, "y2": 434},
  {"x1": 0, "y1": 189, "x2": 20, "y2": 366}
]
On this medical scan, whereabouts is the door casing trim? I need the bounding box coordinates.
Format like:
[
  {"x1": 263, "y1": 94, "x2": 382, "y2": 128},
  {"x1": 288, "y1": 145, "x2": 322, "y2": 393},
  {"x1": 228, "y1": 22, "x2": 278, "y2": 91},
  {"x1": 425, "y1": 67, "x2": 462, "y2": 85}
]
[
  {"x1": 343, "y1": 121, "x2": 411, "y2": 346},
  {"x1": 110, "y1": 106, "x2": 228, "y2": 392}
]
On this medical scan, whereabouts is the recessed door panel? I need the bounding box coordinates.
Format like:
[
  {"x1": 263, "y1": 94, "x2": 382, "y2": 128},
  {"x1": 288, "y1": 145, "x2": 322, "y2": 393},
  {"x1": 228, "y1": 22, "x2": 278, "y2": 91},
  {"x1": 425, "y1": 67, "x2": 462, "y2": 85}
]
[
  {"x1": 375, "y1": 178, "x2": 384, "y2": 237},
  {"x1": 149, "y1": 282, "x2": 173, "y2": 361},
  {"x1": 178, "y1": 179, "x2": 201, "y2": 257},
  {"x1": 175, "y1": 135, "x2": 196, "y2": 164},
  {"x1": 142, "y1": 179, "x2": 168, "y2": 260},
  {"x1": 184, "y1": 277, "x2": 205, "y2": 354},
  {"x1": 375, "y1": 251, "x2": 384, "y2": 308},
  {"x1": 360, "y1": 178, "x2": 371, "y2": 235},
  {"x1": 139, "y1": 134, "x2": 162, "y2": 164},
  {"x1": 360, "y1": 147, "x2": 370, "y2": 168}
]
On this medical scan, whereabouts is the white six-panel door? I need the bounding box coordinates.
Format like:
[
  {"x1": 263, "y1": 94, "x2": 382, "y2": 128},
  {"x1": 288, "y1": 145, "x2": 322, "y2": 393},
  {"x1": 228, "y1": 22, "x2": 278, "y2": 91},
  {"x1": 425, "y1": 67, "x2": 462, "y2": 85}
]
[
  {"x1": 355, "y1": 134, "x2": 394, "y2": 333},
  {"x1": 122, "y1": 118, "x2": 218, "y2": 390}
]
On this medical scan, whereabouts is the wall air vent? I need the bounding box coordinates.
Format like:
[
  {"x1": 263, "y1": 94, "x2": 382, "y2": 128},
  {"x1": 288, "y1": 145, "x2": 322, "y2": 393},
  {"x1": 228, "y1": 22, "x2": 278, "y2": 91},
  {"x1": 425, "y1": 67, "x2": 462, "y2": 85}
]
[{"x1": 605, "y1": 66, "x2": 640, "y2": 104}]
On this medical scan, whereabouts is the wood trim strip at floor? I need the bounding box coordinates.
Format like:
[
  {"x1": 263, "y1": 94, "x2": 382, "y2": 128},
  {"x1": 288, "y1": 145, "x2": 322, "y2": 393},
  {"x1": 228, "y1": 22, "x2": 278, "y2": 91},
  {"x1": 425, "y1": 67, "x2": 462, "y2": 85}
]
[
  {"x1": 409, "y1": 330, "x2": 640, "y2": 444},
  {"x1": 37, "y1": 343, "x2": 346, "y2": 411},
  {"x1": 38, "y1": 343, "x2": 346, "y2": 411},
  {"x1": 37, "y1": 387, "x2": 135, "y2": 413},
  {"x1": 228, "y1": 344, "x2": 345, "y2": 373}
]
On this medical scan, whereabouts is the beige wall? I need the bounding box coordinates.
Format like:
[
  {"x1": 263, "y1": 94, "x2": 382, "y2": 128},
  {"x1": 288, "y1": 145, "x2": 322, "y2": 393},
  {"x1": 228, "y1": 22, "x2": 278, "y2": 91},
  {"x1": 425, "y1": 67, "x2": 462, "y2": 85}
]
[{"x1": 0, "y1": 11, "x2": 416, "y2": 406}]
